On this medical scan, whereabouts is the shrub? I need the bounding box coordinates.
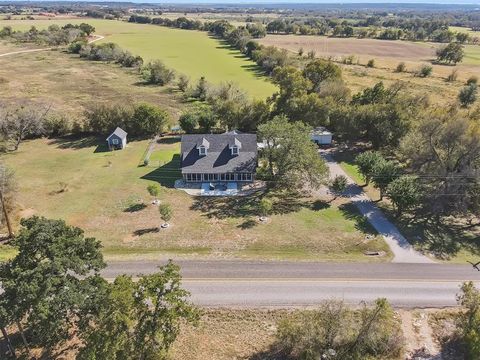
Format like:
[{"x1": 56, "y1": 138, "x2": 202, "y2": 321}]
[
  {"x1": 395, "y1": 62, "x2": 406, "y2": 73},
  {"x1": 276, "y1": 299, "x2": 403, "y2": 360},
  {"x1": 43, "y1": 113, "x2": 72, "y2": 137},
  {"x1": 416, "y1": 64, "x2": 433, "y2": 77},
  {"x1": 78, "y1": 42, "x2": 143, "y2": 68},
  {"x1": 141, "y1": 60, "x2": 176, "y2": 85},
  {"x1": 67, "y1": 40, "x2": 85, "y2": 54},
  {"x1": 329, "y1": 175, "x2": 348, "y2": 200},
  {"x1": 457, "y1": 282, "x2": 480, "y2": 359},
  {"x1": 467, "y1": 76, "x2": 479, "y2": 86},
  {"x1": 367, "y1": 59, "x2": 375, "y2": 68},
  {"x1": 177, "y1": 74, "x2": 190, "y2": 92},
  {"x1": 192, "y1": 76, "x2": 209, "y2": 101},
  {"x1": 159, "y1": 203, "x2": 173, "y2": 223},
  {"x1": 147, "y1": 184, "x2": 160, "y2": 198},
  {"x1": 459, "y1": 83, "x2": 478, "y2": 107},
  {"x1": 258, "y1": 198, "x2": 273, "y2": 217}
]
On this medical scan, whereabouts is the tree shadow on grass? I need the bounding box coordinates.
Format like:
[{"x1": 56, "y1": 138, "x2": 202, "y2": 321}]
[
  {"x1": 310, "y1": 199, "x2": 331, "y2": 211},
  {"x1": 391, "y1": 212, "x2": 480, "y2": 260},
  {"x1": 248, "y1": 344, "x2": 287, "y2": 360},
  {"x1": 338, "y1": 202, "x2": 377, "y2": 235},
  {"x1": 133, "y1": 227, "x2": 159, "y2": 236},
  {"x1": 124, "y1": 203, "x2": 147, "y2": 213},
  {"x1": 157, "y1": 137, "x2": 180, "y2": 145},
  {"x1": 237, "y1": 218, "x2": 258, "y2": 229},
  {"x1": 240, "y1": 63, "x2": 268, "y2": 77},
  {"x1": 141, "y1": 154, "x2": 181, "y2": 188},
  {"x1": 190, "y1": 191, "x2": 316, "y2": 223},
  {"x1": 49, "y1": 135, "x2": 102, "y2": 150}
]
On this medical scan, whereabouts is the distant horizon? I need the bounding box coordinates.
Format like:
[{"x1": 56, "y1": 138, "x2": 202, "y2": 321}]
[{"x1": 2, "y1": 0, "x2": 480, "y2": 4}]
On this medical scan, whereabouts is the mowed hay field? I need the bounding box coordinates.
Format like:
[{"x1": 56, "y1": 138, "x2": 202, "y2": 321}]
[
  {"x1": 259, "y1": 34, "x2": 480, "y2": 103},
  {"x1": 2, "y1": 137, "x2": 391, "y2": 262},
  {"x1": 260, "y1": 35, "x2": 438, "y2": 62},
  {"x1": 1, "y1": 19, "x2": 276, "y2": 99}
]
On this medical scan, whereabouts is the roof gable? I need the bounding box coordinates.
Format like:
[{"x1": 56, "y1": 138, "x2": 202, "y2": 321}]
[
  {"x1": 107, "y1": 127, "x2": 127, "y2": 141},
  {"x1": 181, "y1": 133, "x2": 257, "y2": 174}
]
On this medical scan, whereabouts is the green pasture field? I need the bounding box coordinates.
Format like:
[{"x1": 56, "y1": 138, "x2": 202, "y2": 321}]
[{"x1": 1, "y1": 18, "x2": 276, "y2": 99}]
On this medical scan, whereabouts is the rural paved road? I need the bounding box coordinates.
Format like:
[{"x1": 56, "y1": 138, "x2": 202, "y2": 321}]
[
  {"x1": 104, "y1": 260, "x2": 480, "y2": 308},
  {"x1": 320, "y1": 150, "x2": 433, "y2": 264}
]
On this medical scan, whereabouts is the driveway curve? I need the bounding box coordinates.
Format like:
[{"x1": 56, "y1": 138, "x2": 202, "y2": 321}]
[{"x1": 321, "y1": 150, "x2": 433, "y2": 264}]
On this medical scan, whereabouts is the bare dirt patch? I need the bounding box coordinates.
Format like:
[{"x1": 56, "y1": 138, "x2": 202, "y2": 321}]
[{"x1": 259, "y1": 35, "x2": 437, "y2": 62}]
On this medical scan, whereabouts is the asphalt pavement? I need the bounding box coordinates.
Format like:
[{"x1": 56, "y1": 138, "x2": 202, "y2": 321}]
[{"x1": 103, "y1": 260, "x2": 480, "y2": 308}]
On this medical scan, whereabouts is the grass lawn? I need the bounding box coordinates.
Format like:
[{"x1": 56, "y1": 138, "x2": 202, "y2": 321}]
[
  {"x1": 2, "y1": 137, "x2": 391, "y2": 262},
  {"x1": 2, "y1": 18, "x2": 276, "y2": 99}
]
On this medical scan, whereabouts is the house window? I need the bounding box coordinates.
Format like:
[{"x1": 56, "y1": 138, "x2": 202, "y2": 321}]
[
  {"x1": 199, "y1": 146, "x2": 207, "y2": 156},
  {"x1": 112, "y1": 138, "x2": 119, "y2": 145},
  {"x1": 231, "y1": 145, "x2": 239, "y2": 156}
]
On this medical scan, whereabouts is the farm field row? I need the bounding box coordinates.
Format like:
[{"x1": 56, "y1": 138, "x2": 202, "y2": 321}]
[
  {"x1": 1, "y1": 18, "x2": 276, "y2": 99},
  {"x1": 258, "y1": 34, "x2": 480, "y2": 103},
  {"x1": 259, "y1": 33, "x2": 480, "y2": 67}
]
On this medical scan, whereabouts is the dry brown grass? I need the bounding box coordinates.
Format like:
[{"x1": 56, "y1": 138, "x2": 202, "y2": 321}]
[
  {"x1": 259, "y1": 35, "x2": 480, "y2": 104},
  {"x1": 0, "y1": 47, "x2": 182, "y2": 120},
  {"x1": 260, "y1": 35, "x2": 437, "y2": 62}
]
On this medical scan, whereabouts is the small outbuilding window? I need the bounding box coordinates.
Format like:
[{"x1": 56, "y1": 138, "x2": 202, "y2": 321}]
[{"x1": 112, "y1": 138, "x2": 119, "y2": 145}]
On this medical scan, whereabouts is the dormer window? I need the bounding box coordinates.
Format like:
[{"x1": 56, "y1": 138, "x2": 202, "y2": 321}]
[
  {"x1": 197, "y1": 137, "x2": 210, "y2": 156},
  {"x1": 229, "y1": 137, "x2": 242, "y2": 156}
]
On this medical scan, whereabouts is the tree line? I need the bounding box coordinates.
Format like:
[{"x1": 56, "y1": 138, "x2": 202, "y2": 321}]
[
  {"x1": 264, "y1": 17, "x2": 478, "y2": 44},
  {"x1": 0, "y1": 100, "x2": 172, "y2": 152},
  {"x1": 0, "y1": 23, "x2": 95, "y2": 46}
]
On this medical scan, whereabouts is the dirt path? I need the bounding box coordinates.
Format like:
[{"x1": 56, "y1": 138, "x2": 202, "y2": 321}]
[
  {"x1": 0, "y1": 35, "x2": 105, "y2": 58},
  {"x1": 399, "y1": 309, "x2": 442, "y2": 359}
]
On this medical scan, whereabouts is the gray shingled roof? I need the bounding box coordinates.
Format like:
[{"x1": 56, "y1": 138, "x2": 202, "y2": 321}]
[
  {"x1": 107, "y1": 127, "x2": 127, "y2": 140},
  {"x1": 181, "y1": 133, "x2": 257, "y2": 174}
]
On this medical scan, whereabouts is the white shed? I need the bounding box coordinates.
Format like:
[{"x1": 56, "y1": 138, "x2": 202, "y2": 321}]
[
  {"x1": 106, "y1": 127, "x2": 127, "y2": 150},
  {"x1": 311, "y1": 127, "x2": 333, "y2": 145}
]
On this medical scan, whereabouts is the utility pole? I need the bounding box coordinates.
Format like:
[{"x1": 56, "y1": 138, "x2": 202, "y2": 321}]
[
  {"x1": 0, "y1": 166, "x2": 13, "y2": 239},
  {"x1": 0, "y1": 189, "x2": 13, "y2": 239}
]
